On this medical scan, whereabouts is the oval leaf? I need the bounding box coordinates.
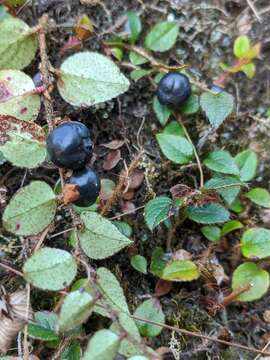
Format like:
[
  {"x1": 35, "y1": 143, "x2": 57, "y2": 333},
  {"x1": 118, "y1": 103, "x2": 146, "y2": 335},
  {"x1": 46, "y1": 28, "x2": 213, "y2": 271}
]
[
  {"x1": 82, "y1": 329, "x2": 120, "y2": 360},
  {"x1": 232, "y1": 262, "x2": 269, "y2": 302},
  {"x1": 23, "y1": 247, "x2": 77, "y2": 291},
  {"x1": 144, "y1": 196, "x2": 173, "y2": 231},
  {"x1": 153, "y1": 96, "x2": 171, "y2": 126},
  {"x1": 156, "y1": 133, "x2": 193, "y2": 164},
  {"x1": 241, "y1": 228, "x2": 270, "y2": 259},
  {"x1": 203, "y1": 150, "x2": 239, "y2": 176},
  {"x1": 186, "y1": 203, "x2": 230, "y2": 224},
  {"x1": 201, "y1": 225, "x2": 221, "y2": 241},
  {"x1": 145, "y1": 21, "x2": 179, "y2": 52},
  {"x1": 3, "y1": 181, "x2": 56, "y2": 236},
  {"x1": 28, "y1": 311, "x2": 59, "y2": 342},
  {"x1": 0, "y1": 17, "x2": 38, "y2": 70},
  {"x1": 200, "y1": 91, "x2": 234, "y2": 128},
  {"x1": 234, "y1": 35, "x2": 250, "y2": 58},
  {"x1": 79, "y1": 212, "x2": 132, "y2": 260},
  {"x1": 246, "y1": 188, "x2": 270, "y2": 208},
  {"x1": 57, "y1": 290, "x2": 94, "y2": 332},
  {"x1": 57, "y1": 52, "x2": 130, "y2": 107},
  {"x1": 0, "y1": 70, "x2": 40, "y2": 121},
  {"x1": 161, "y1": 260, "x2": 200, "y2": 281},
  {"x1": 0, "y1": 115, "x2": 47, "y2": 168},
  {"x1": 131, "y1": 255, "x2": 147, "y2": 274},
  {"x1": 234, "y1": 149, "x2": 257, "y2": 181},
  {"x1": 221, "y1": 220, "x2": 243, "y2": 236}
]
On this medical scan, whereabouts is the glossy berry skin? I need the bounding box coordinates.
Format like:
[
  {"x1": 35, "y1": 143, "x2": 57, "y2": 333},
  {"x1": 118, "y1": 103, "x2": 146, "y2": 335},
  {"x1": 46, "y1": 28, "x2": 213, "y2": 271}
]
[
  {"x1": 47, "y1": 122, "x2": 93, "y2": 170},
  {"x1": 156, "y1": 72, "x2": 191, "y2": 107},
  {"x1": 66, "y1": 168, "x2": 100, "y2": 207}
]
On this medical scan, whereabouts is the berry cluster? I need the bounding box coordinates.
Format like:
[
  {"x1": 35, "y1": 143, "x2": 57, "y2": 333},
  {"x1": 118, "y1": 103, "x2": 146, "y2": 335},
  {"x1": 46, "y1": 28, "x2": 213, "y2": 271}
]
[{"x1": 47, "y1": 122, "x2": 100, "y2": 207}]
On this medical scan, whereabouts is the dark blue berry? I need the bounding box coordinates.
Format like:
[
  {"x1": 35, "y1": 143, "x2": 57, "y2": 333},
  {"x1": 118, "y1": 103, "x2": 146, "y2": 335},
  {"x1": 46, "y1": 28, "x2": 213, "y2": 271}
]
[
  {"x1": 66, "y1": 168, "x2": 100, "y2": 207},
  {"x1": 211, "y1": 84, "x2": 224, "y2": 94},
  {"x1": 47, "y1": 122, "x2": 93, "y2": 170},
  {"x1": 156, "y1": 72, "x2": 191, "y2": 107}
]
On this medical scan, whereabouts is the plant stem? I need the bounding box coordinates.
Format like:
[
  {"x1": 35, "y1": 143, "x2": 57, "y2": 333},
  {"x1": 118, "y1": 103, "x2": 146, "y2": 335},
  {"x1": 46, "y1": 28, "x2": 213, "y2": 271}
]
[{"x1": 174, "y1": 112, "x2": 204, "y2": 188}]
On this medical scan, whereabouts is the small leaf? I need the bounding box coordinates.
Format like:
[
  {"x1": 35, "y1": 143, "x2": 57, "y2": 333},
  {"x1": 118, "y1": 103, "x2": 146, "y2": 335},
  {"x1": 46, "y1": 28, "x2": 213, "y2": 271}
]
[
  {"x1": 3, "y1": 181, "x2": 56, "y2": 236},
  {"x1": 161, "y1": 260, "x2": 200, "y2": 281},
  {"x1": 0, "y1": 17, "x2": 38, "y2": 70},
  {"x1": 130, "y1": 69, "x2": 152, "y2": 82},
  {"x1": 233, "y1": 35, "x2": 250, "y2": 58},
  {"x1": 82, "y1": 329, "x2": 120, "y2": 360},
  {"x1": 186, "y1": 203, "x2": 230, "y2": 224},
  {"x1": 243, "y1": 43, "x2": 261, "y2": 60},
  {"x1": 131, "y1": 255, "x2": 147, "y2": 274},
  {"x1": 113, "y1": 221, "x2": 133, "y2": 237},
  {"x1": 156, "y1": 133, "x2": 193, "y2": 164},
  {"x1": 201, "y1": 225, "x2": 221, "y2": 241},
  {"x1": 204, "y1": 175, "x2": 241, "y2": 205},
  {"x1": 150, "y1": 247, "x2": 167, "y2": 277},
  {"x1": 180, "y1": 94, "x2": 199, "y2": 115},
  {"x1": 57, "y1": 52, "x2": 130, "y2": 107},
  {"x1": 145, "y1": 21, "x2": 179, "y2": 52},
  {"x1": 61, "y1": 341, "x2": 82, "y2": 360},
  {"x1": 23, "y1": 247, "x2": 77, "y2": 291},
  {"x1": 229, "y1": 198, "x2": 244, "y2": 213},
  {"x1": 0, "y1": 70, "x2": 40, "y2": 121},
  {"x1": 241, "y1": 228, "x2": 270, "y2": 259},
  {"x1": 134, "y1": 298, "x2": 165, "y2": 337},
  {"x1": 153, "y1": 96, "x2": 171, "y2": 126},
  {"x1": 129, "y1": 51, "x2": 149, "y2": 65},
  {"x1": 232, "y1": 262, "x2": 269, "y2": 302},
  {"x1": 57, "y1": 290, "x2": 94, "y2": 332},
  {"x1": 221, "y1": 220, "x2": 243, "y2": 236},
  {"x1": 28, "y1": 312, "x2": 59, "y2": 342},
  {"x1": 126, "y1": 11, "x2": 142, "y2": 43},
  {"x1": 241, "y1": 62, "x2": 255, "y2": 79},
  {"x1": 203, "y1": 150, "x2": 239, "y2": 175},
  {"x1": 144, "y1": 196, "x2": 173, "y2": 231},
  {"x1": 0, "y1": 115, "x2": 47, "y2": 168},
  {"x1": 79, "y1": 212, "x2": 132, "y2": 259},
  {"x1": 163, "y1": 120, "x2": 185, "y2": 137},
  {"x1": 234, "y1": 149, "x2": 257, "y2": 181},
  {"x1": 200, "y1": 91, "x2": 234, "y2": 128},
  {"x1": 246, "y1": 188, "x2": 270, "y2": 208},
  {"x1": 75, "y1": 14, "x2": 93, "y2": 41}
]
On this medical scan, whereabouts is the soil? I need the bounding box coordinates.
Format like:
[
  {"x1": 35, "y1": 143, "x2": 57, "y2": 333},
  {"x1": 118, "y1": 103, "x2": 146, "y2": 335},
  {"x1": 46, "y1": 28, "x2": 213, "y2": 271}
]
[{"x1": 1, "y1": 0, "x2": 270, "y2": 359}]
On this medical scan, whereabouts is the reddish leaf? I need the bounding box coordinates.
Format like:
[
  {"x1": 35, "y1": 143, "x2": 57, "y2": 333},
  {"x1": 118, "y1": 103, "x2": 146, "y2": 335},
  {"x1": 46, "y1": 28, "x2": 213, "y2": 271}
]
[
  {"x1": 100, "y1": 139, "x2": 125, "y2": 150},
  {"x1": 75, "y1": 14, "x2": 93, "y2": 41},
  {"x1": 123, "y1": 189, "x2": 135, "y2": 200},
  {"x1": 103, "y1": 149, "x2": 121, "y2": 170},
  {"x1": 155, "y1": 279, "x2": 172, "y2": 297},
  {"x1": 125, "y1": 169, "x2": 144, "y2": 190},
  {"x1": 121, "y1": 201, "x2": 135, "y2": 214},
  {"x1": 170, "y1": 184, "x2": 193, "y2": 198},
  {"x1": 60, "y1": 36, "x2": 81, "y2": 56}
]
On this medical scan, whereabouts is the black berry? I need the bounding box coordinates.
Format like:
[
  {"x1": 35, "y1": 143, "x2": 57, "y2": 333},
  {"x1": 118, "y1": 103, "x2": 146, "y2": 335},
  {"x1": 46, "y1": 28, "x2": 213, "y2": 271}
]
[
  {"x1": 47, "y1": 122, "x2": 93, "y2": 170},
  {"x1": 66, "y1": 168, "x2": 100, "y2": 207},
  {"x1": 156, "y1": 72, "x2": 191, "y2": 107}
]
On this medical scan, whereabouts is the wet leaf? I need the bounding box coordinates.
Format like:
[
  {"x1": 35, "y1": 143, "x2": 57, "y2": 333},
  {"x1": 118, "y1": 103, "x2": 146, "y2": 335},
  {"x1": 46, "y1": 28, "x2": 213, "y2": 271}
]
[{"x1": 3, "y1": 181, "x2": 56, "y2": 236}]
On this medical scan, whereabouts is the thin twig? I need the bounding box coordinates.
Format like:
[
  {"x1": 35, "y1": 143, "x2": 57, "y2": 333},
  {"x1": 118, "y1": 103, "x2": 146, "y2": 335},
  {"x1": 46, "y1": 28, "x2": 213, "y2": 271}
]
[
  {"x1": 246, "y1": 0, "x2": 262, "y2": 22},
  {"x1": 174, "y1": 113, "x2": 204, "y2": 188},
  {"x1": 0, "y1": 262, "x2": 24, "y2": 277},
  {"x1": 254, "y1": 339, "x2": 270, "y2": 360}
]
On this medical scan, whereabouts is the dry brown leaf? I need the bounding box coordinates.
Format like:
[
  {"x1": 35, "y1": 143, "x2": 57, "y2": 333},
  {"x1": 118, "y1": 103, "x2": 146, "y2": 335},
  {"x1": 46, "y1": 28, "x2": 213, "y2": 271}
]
[
  {"x1": 172, "y1": 249, "x2": 192, "y2": 261},
  {"x1": 125, "y1": 169, "x2": 144, "y2": 190},
  {"x1": 154, "y1": 279, "x2": 172, "y2": 297},
  {"x1": 63, "y1": 183, "x2": 80, "y2": 205},
  {"x1": 100, "y1": 139, "x2": 125, "y2": 150},
  {"x1": 103, "y1": 149, "x2": 121, "y2": 170}
]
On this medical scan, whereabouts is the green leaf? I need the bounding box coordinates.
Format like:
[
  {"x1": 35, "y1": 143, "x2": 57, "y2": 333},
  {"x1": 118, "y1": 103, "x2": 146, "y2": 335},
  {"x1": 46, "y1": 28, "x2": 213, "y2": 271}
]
[
  {"x1": 203, "y1": 150, "x2": 239, "y2": 175},
  {"x1": 57, "y1": 52, "x2": 130, "y2": 107},
  {"x1": 131, "y1": 255, "x2": 147, "y2": 274},
  {"x1": 61, "y1": 341, "x2": 82, "y2": 360},
  {"x1": 129, "y1": 51, "x2": 149, "y2": 65},
  {"x1": 3, "y1": 181, "x2": 56, "y2": 236},
  {"x1": 241, "y1": 228, "x2": 270, "y2": 259},
  {"x1": 153, "y1": 96, "x2": 171, "y2": 126},
  {"x1": 156, "y1": 133, "x2": 193, "y2": 164},
  {"x1": 234, "y1": 150, "x2": 257, "y2": 181},
  {"x1": 57, "y1": 290, "x2": 94, "y2": 332},
  {"x1": 110, "y1": 47, "x2": 123, "y2": 61},
  {"x1": 232, "y1": 262, "x2": 269, "y2": 302},
  {"x1": 130, "y1": 69, "x2": 152, "y2": 82},
  {"x1": 161, "y1": 260, "x2": 200, "y2": 281},
  {"x1": 79, "y1": 212, "x2": 132, "y2": 259},
  {"x1": 186, "y1": 203, "x2": 230, "y2": 224},
  {"x1": 128, "y1": 357, "x2": 149, "y2": 360},
  {"x1": 200, "y1": 91, "x2": 234, "y2": 128},
  {"x1": 180, "y1": 94, "x2": 199, "y2": 115},
  {"x1": 134, "y1": 298, "x2": 165, "y2": 337},
  {"x1": 204, "y1": 175, "x2": 241, "y2": 205},
  {"x1": 0, "y1": 17, "x2": 38, "y2": 70},
  {"x1": 241, "y1": 62, "x2": 255, "y2": 79},
  {"x1": 23, "y1": 247, "x2": 77, "y2": 291},
  {"x1": 82, "y1": 329, "x2": 120, "y2": 360},
  {"x1": 144, "y1": 196, "x2": 173, "y2": 231},
  {"x1": 221, "y1": 220, "x2": 243, "y2": 236},
  {"x1": 246, "y1": 188, "x2": 270, "y2": 208},
  {"x1": 0, "y1": 70, "x2": 40, "y2": 121},
  {"x1": 150, "y1": 247, "x2": 167, "y2": 277},
  {"x1": 163, "y1": 121, "x2": 185, "y2": 137},
  {"x1": 229, "y1": 198, "x2": 244, "y2": 213},
  {"x1": 0, "y1": 115, "x2": 47, "y2": 168},
  {"x1": 113, "y1": 221, "x2": 133, "y2": 237},
  {"x1": 28, "y1": 312, "x2": 59, "y2": 342},
  {"x1": 234, "y1": 35, "x2": 250, "y2": 58},
  {"x1": 126, "y1": 11, "x2": 142, "y2": 43},
  {"x1": 201, "y1": 225, "x2": 221, "y2": 241},
  {"x1": 145, "y1": 21, "x2": 179, "y2": 52}
]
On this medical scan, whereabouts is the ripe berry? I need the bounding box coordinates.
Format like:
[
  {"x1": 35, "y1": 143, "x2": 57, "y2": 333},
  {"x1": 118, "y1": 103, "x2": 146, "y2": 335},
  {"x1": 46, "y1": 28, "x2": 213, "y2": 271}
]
[
  {"x1": 66, "y1": 168, "x2": 100, "y2": 207},
  {"x1": 156, "y1": 72, "x2": 191, "y2": 107},
  {"x1": 211, "y1": 84, "x2": 224, "y2": 94},
  {"x1": 47, "y1": 122, "x2": 93, "y2": 170}
]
